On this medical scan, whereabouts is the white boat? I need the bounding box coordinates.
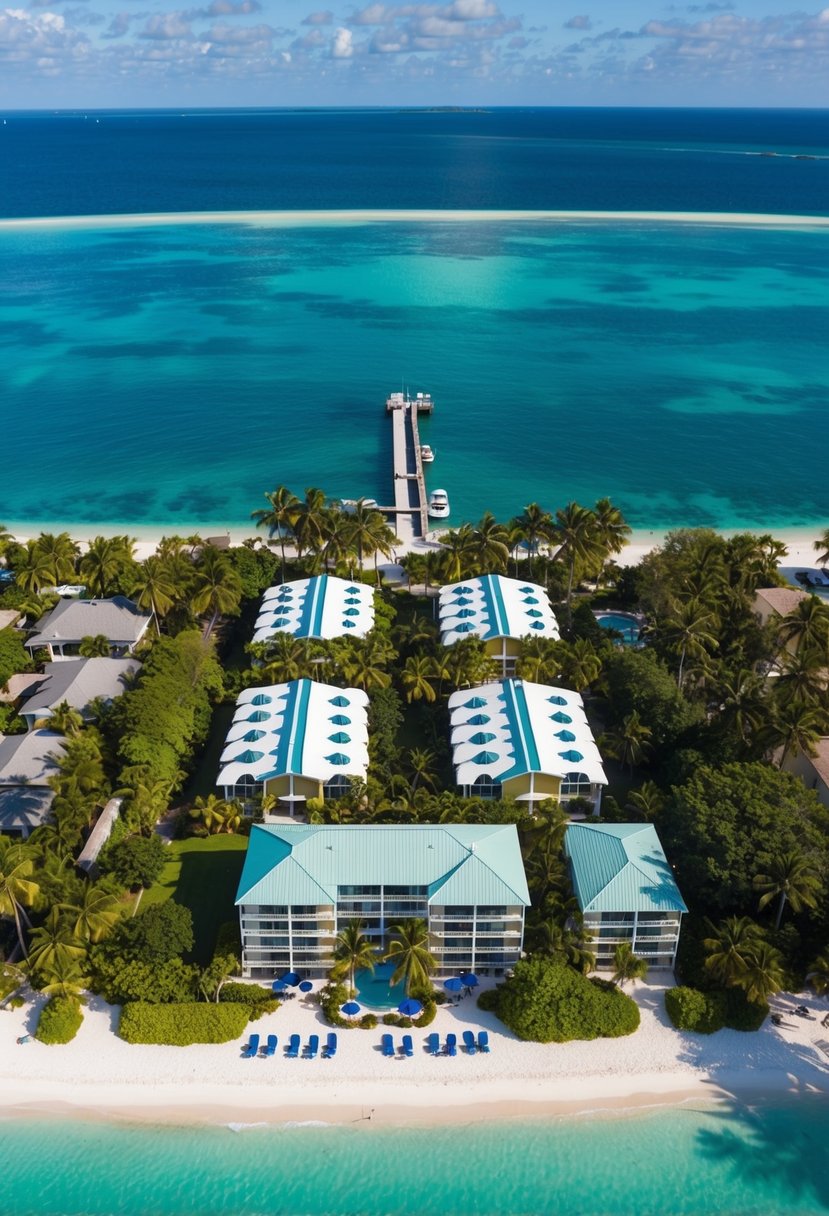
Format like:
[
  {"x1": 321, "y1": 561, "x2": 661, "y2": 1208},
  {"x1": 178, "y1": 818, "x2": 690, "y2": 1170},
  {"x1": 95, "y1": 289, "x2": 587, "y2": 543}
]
[
  {"x1": 420, "y1": 444, "x2": 435, "y2": 463},
  {"x1": 428, "y1": 489, "x2": 450, "y2": 520}
]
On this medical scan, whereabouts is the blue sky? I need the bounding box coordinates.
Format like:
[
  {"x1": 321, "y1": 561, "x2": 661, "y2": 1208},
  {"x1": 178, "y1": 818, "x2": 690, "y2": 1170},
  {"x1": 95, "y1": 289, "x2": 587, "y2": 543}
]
[{"x1": 1, "y1": 0, "x2": 828, "y2": 106}]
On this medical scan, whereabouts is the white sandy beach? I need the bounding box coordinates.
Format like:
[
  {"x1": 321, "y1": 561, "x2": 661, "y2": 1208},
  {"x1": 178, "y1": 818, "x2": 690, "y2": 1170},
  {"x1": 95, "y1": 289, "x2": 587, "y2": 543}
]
[
  {"x1": 1, "y1": 209, "x2": 829, "y2": 233},
  {"x1": 1, "y1": 980, "x2": 828, "y2": 1127}
]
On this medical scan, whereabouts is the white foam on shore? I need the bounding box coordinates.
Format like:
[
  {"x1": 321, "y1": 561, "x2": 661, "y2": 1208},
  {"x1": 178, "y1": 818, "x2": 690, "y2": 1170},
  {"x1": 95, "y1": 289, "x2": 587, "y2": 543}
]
[{"x1": 1, "y1": 208, "x2": 829, "y2": 232}]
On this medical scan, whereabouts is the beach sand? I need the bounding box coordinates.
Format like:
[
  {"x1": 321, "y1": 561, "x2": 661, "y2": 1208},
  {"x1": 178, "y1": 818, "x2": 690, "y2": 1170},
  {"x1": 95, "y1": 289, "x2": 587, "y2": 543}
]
[{"x1": 1, "y1": 980, "x2": 827, "y2": 1128}]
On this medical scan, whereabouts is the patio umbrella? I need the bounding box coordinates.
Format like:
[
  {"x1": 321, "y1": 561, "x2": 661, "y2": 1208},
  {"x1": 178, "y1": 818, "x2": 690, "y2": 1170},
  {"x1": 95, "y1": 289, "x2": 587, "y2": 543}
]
[
  {"x1": 460, "y1": 973, "x2": 479, "y2": 989},
  {"x1": 280, "y1": 971, "x2": 301, "y2": 986},
  {"x1": 272, "y1": 980, "x2": 288, "y2": 992},
  {"x1": 444, "y1": 977, "x2": 464, "y2": 994},
  {"x1": 299, "y1": 981, "x2": 314, "y2": 993},
  {"x1": 341, "y1": 1001, "x2": 362, "y2": 1017},
  {"x1": 398, "y1": 998, "x2": 423, "y2": 1017}
]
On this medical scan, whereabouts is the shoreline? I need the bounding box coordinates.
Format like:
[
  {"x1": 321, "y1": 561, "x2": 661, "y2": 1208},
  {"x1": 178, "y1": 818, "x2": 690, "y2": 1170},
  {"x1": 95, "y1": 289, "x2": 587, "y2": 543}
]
[{"x1": 1, "y1": 208, "x2": 829, "y2": 232}]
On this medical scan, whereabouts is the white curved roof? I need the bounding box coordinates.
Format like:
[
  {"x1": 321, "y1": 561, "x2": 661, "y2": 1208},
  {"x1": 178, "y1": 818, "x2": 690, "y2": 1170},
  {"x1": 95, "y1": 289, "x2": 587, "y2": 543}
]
[
  {"x1": 217, "y1": 679, "x2": 369, "y2": 790},
  {"x1": 252, "y1": 575, "x2": 374, "y2": 644},
  {"x1": 448, "y1": 679, "x2": 607, "y2": 790},
  {"x1": 439, "y1": 575, "x2": 560, "y2": 647}
]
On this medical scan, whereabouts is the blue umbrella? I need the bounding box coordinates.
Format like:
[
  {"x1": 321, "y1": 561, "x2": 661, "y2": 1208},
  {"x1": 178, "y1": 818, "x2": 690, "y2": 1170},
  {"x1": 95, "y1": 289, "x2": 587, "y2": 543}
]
[
  {"x1": 460, "y1": 973, "x2": 479, "y2": 988},
  {"x1": 280, "y1": 970, "x2": 301, "y2": 986},
  {"x1": 272, "y1": 980, "x2": 288, "y2": 992},
  {"x1": 444, "y1": 977, "x2": 464, "y2": 993},
  {"x1": 341, "y1": 1001, "x2": 362, "y2": 1017},
  {"x1": 299, "y1": 980, "x2": 314, "y2": 993},
  {"x1": 398, "y1": 998, "x2": 423, "y2": 1017}
]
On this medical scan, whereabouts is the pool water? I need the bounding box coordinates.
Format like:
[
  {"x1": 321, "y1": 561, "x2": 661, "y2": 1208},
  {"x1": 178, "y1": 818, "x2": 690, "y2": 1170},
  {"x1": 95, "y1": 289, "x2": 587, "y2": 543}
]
[
  {"x1": 596, "y1": 612, "x2": 642, "y2": 644},
  {"x1": 354, "y1": 962, "x2": 405, "y2": 1010}
]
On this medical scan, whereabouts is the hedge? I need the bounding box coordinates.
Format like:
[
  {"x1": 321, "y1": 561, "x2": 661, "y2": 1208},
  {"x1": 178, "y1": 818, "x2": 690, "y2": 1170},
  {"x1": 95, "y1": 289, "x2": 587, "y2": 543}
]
[
  {"x1": 119, "y1": 1001, "x2": 251, "y2": 1045},
  {"x1": 488, "y1": 957, "x2": 640, "y2": 1043},
  {"x1": 219, "y1": 983, "x2": 280, "y2": 1021},
  {"x1": 36, "y1": 997, "x2": 84, "y2": 1044},
  {"x1": 665, "y1": 986, "x2": 769, "y2": 1034}
]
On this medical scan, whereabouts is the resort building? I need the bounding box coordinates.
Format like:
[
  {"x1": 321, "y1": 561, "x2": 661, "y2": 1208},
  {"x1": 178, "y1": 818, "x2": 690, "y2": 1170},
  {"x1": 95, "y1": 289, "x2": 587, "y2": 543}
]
[
  {"x1": 24, "y1": 596, "x2": 151, "y2": 661},
  {"x1": 217, "y1": 679, "x2": 369, "y2": 810},
  {"x1": 565, "y1": 822, "x2": 687, "y2": 970},
  {"x1": 17, "y1": 657, "x2": 141, "y2": 731},
  {"x1": 782, "y1": 738, "x2": 829, "y2": 810},
  {"x1": 251, "y1": 575, "x2": 375, "y2": 645},
  {"x1": 0, "y1": 730, "x2": 67, "y2": 838},
  {"x1": 753, "y1": 587, "x2": 811, "y2": 656},
  {"x1": 448, "y1": 679, "x2": 607, "y2": 811},
  {"x1": 235, "y1": 822, "x2": 531, "y2": 980},
  {"x1": 439, "y1": 575, "x2": 560, "y2": 676}
]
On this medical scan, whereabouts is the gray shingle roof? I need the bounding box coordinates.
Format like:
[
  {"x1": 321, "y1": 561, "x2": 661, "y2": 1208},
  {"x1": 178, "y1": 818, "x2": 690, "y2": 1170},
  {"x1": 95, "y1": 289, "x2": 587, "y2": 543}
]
[
  {"x1": 25, "y1": 596, "x2": 150, "y2": 648},
  {"x1": 20, "y1": 657, "x2": 140, "y2": 720},
  {"x1": 0, "y1": 730, "x2": 67, "y2": 786},
  {"x1": 0, "y1": 787, "x2": 55, "y2": 834}
]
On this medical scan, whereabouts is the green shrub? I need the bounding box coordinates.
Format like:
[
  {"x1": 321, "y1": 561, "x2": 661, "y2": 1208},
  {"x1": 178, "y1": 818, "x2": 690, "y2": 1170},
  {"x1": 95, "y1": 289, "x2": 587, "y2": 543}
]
[
  {"x1": 219, "y1": 982, "x2": 279, "y2": 1021},
  {"x1": 319, "y1": 981, "x2": 350, "y2": 1028},
  {"x1": 476, "y1": 988, "x2": 500, "y2": 1013},
  {"x1": 91, "y1": 955, "x2": 198, "y2": 1005},
  {"x1": 360, "y1": 1013, "x2": 378, "y2": 1029},
  {"x1": 382, "y1": 1012, "x2": 400, "y2": 1026},
  {"x1": 214, "y1": 921, "x2": 242, "y2": 965},
  {"x1": 119, "y1": 1001, "x2": 250, "y2": 1045},
  {"x1": 7, "y1": 995, "x2": 24, "y2": 1010},
  {"x1": 723, "y1": 988, "x2": 769, "y2": 1031},
  {"x1": 101, "y1": 834, "x2": 166, "y2": 890},
  {"x1": 491, "y1": 957, "x2": 640, "y2": 1043},
  {"x1": 665, "y1": 986, "x2": 726, "y2": 1034},
  {"x1": 36, "y1": 997, "x2": 83, "y2": 1044},
  {"x1": 413, "y1": 1001, "x2": 437, "y2": 1028}
]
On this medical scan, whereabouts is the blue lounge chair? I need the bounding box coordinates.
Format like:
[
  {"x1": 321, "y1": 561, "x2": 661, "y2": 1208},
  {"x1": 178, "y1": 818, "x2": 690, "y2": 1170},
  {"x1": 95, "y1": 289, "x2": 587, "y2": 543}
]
[
  {"x1": 426, "y1": 1032, "x2": 441, "y2": 1056},
  {"x1": 242, "y1": 1033, "x2": 260, "y2": 1058},
  {"x1": 445, "y1": 1033, "x2": 457, "y2": 1057},
  {"x1": 306, "y1": 1034, "x2": 319, "y2": 1059},
  {"x1": 382, "y1": 1033, "x2": 395, "y2": 1058},
  {"x1": 324, "y1": 1032, "x2": 338, "y2": 1059},
  {"x1": 264, "y1": 1034, "x2": 278, "y2": 1057},
  {"x1": 285, "y1": 1033, "x2": 300, "y2": 1059},
  {"x1": 462, "y1": 1030, "x2": 477, "y2": 1055},
  {"x1": 401, "y1": 1034, "x2": 414, "y2": 1058},
  {"x1": 478, "y1": 1030, "x2": 490, "y2": 1053}
]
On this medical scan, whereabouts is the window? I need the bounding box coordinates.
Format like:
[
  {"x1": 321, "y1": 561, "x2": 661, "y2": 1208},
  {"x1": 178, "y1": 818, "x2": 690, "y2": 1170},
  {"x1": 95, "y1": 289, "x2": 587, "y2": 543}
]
[
  {"x1": 324, "y1": 775, "x2": 349, "y2": 799},
  {"x1": 560, "y1": 771, "x2": 592, "y2": 796},
  {"x1": 470, "y1": 774, "x2": 501, "y2": 800},
  {"x1": 231, "y1": 774, "x2": 262, "y2": 800}
]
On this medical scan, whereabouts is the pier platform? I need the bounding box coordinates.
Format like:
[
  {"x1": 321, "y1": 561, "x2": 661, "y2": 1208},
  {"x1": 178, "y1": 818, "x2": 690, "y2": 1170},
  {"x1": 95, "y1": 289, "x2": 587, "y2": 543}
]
[{"x1": 385, "y1": 391, "x2": 431, "y2": 543}]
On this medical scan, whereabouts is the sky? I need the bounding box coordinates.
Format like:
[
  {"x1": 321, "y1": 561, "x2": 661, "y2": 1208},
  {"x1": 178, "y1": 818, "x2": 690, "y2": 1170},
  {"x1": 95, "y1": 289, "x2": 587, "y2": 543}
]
[{"x1": 1, "y1": 0, "x2": 828, "y2": 107}]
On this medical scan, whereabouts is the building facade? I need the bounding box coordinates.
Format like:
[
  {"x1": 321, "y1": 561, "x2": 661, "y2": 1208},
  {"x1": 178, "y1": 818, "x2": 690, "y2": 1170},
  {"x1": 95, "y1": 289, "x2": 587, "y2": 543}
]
[
  {"x1": 251, "y1": 575, "x2": 375, "y2": 646},
  {"x1": 565, "y1": 822, "x2": 687, "y2": 970},
  {"x1": 24, "y1": 596, "x2": 150, "y2": 661},
  {"x1": 235, "y1": 823, "x2": 530, "y2": 980},
  {"x1": 439, "y1": 575, "x2": 560, "y2": 677}
]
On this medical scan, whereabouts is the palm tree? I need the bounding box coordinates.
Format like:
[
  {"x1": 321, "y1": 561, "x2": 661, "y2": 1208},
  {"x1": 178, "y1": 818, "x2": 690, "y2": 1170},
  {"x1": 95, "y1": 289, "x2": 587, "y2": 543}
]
[
  {"x1": 115, "y1": 776, "x2": 175, "y2": 836},
  {"x1": 408, "y1": 748, "x2": 438, "y2": 793},
  {"x1": 763, "y1": 700, "x2": 824, "y2": 766},
  {"x1": 13, "y1": 543, "x2": 58, "y2": 595},
  {"x1": 332, "y1": 919, "x2": 376, "y2": 994},
  {"x1": 625, "y1": 780, "x2": 665, "y2": 821},
  {"x1": 27, "y1": 907, "x2": 87, "y2": 978},
  {"x1": 813, "y1": 527, "x2": 829, "y2": 568},
  {"x1": 713, "y1": 667, "x2": 767, "y2": 747},
  {"x1": 773, "y1": 648, "x2": 828, "y2": 707},
  {"x1": 806, "y1": 950, "x2": 829, "y2": 995},
  {"x1": 611, "y1": 942, "x2": 648, "y2": 987},
  {"x1": 190, "y1": 794, "x2": 240, "y2": 835},
  {"x1": 401, "y1": 655, "x2": 437, "y2": 703},
  {"x1": 79, "y1": 634, "x2": 111, "y2": 658},
  {"x1": 35, "y1": 700, "x2": 85, "y2": 737},
  {"x1": 261, "y1": 634, "x2": 314, "y2": 684},
  {"x1": 601, "y1": 711, "x2": 652, "y2": 772},
  {"x1": 515, "y1": 636, "x2": 562, "y2": 684},
  {"x1": 559, "y1": 637, "x2": 602, "y2": 691},
  {"x1": 337, "y1": 634, "x2": 395, "y2": 692},
  {"x1": 552, "y1": 502, "x2": 601, "y2": 624},
  {"x1": 514, "y1": 502, "x2": 553, "y2": 580},
  {"x1": 291, "y1": 487, "x2": 329, "y2": 563},
  {"x1": 663, "y1": 598, "x2": 719, "y2": 690},
  {"x1": 384, "y1": 918, "x2": 436, "y2": 995},
  {"x1": 79, "y1": 535, "x2": 134, "y2": 598},
  {"x1": 33, "y1": 532, "x2": 79, "y2": 585},
  {"x1": 191, "y1": 547, "x2": 242, "y2": 638},
  {"x1": 702, "y1": 915, "x2": 763, "y2": 986},
  {"x1": 347, "y1": 501, "x2": 388, "y2": 576},
  {"x1": 252, "y1": 485, "x2": 300, "y2": 580},
  {"x1": 734, "y1": 941, "x2": 785, "y2": 1005},
  {"x1": 777, "y1": 596, "x2": 829, "y2": 657},
  {"x1": 0, "y1": 845, "x2": 39, "y2": 958},
  {"x1": 61, "y1": 884, "x2": 122, "y2": 943},
  {"x1": 753, "y1": 851, "x2": 821, "y2": 930},
  {"x1": 437, "y1": 525, "x2": 476, "y2": 583},
  {"x1": 130, "y1": 556, "x2": 180, "y2": 634},
  {"x1": 469, "y1": 512, "x2": 510, "y2": 574},
  {"x1": 36, "y1": 955, "x2": 89, "y2": 1002},
  {"x1": 592, "y1": 497, "x2": 631, "y2": 583}
]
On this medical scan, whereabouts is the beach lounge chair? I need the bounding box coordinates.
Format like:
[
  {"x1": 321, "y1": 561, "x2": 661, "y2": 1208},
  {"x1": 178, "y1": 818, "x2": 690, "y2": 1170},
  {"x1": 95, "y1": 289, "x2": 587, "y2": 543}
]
[
  {"x1": 324, "y1": 1032, "x2": 338, "y2": 1059},
  {"x1": 463, "y1": 1030, "x2": 477, "y2": 1055},
  {"x1": 285, "y1": 1033, "x2": 301, "y2": 1059},
  {"x1": 445, "y1": 1033, "x2": 457, "y2": 1057},
  {"x1": 306, "y1": 1034, "x2": 319, "y2": 1059},
  {"x1": 401, "y1": 1034, "x2": 414, "y2": 1058},
  {"x1": 426, "y1": 1032, "x2": 441, "y2": 1056},
  {"x1": 382, "y1": 1033, "x2": 395, "y2": 1058},
  {"x1": 264, "y1": 1034, "x2": 278, "y2": 1057},
  {"x1": 477, "y1": 1030, "x2": 490, "y2": 1053},
  {"x1": 242, "y1": 1033, "x2": 260, "y2": 1058}
]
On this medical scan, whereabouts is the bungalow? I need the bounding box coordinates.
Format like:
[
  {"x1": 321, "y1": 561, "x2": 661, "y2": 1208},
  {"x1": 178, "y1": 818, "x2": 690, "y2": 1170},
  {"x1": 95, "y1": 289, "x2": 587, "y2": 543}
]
[
  {"x1": 0, "y1": 730, "x2": 67, "y2": 838},
  {"x1": 251, "y1": 575, "x2": 374, "y2": 645},
  {"x1": 24, "y1": 596, "x2": 151, "y2": 661},
  {"x1": 439, "y1": 575, "x2": 560, "y2": 676},
  {"x1": 448, "y1": 678, "x2": 607, "y2": 811},
  {"x1": 217, "y1": 679, "x2": 369, "y2": 811},
  {"x1": 565, "y1": 822, "x2": 687, "y2": 970},
  {"x1": 17, "y1": 657, "x2": 140, "y2": 731}
]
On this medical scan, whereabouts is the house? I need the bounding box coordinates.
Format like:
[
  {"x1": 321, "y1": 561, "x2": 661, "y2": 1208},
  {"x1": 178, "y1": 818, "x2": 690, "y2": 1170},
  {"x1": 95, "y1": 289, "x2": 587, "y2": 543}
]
[
  {"x1": 565, "y1": 822, "x2": 687, "y2": 970},
  {"x1": 24, "y1": 596, "x2": 151, "y2": 661},
  {"x1": 0, "y1": 730, "x2": 67, "y2": 838},
  {"x1": 217, "y1": 679, "x2": 369, "y2": 810},
  {"x1": 448, "y1": 678, "x2": 607, "y2": 811},
  {"x1": 235, "y1": 822, "x2": 531, "y2": 980},
  {"x1": 251, "y1": 575, "x2": 374, "y2": 645},
  {"x1": 753, "y1": 586, "x2": 813, "y2": 658},
  {"x1": 782, "y1": 738, "x2": 829, "y2": 810},
  {"x1": 17, "y1": 657, "x2": 140, "y2": 730},
  {"x1": 438, "y1": 575, "x2": 560, "y2": 676}
]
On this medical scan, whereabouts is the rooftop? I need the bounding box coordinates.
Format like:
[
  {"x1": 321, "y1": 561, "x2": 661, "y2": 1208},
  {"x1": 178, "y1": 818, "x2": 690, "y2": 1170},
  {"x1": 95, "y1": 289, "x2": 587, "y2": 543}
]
[
  {"x1": 26, "y1": 596, "x2": 150, "y2": 648},
  {"x1": 218, "y1": 679, "x2": 369, "y2": 790},
  {"x1": 800, "y1": 737, "x2": 829, "y2": 788},
  {"x1": 754, "y1": 587, "x2": 810, "y2": 617},
  {"x1": 0, "y1": 729, "x2": 67, "y2": 787},
  {"x1": 20, "y1": 657, "x2": 141, "y2": 720},
  {"x1": 235, "y1": 823, "x2": 531, "y2": 908},
  {"x1": 448, "y1": 679, "x2": 607, "y2": 792},
  {"x1": 0, "y1": 786, "x2": 55, "y2": 835},
  {"x1": 565, "y1": 822, "x2": 688, "y2": 915},
  {"x1": 439, "y1": 575, "x2": 560, "y2": 647},
  {"x1": 251, "y1": 575, "x2": 375, "y2": 644}
]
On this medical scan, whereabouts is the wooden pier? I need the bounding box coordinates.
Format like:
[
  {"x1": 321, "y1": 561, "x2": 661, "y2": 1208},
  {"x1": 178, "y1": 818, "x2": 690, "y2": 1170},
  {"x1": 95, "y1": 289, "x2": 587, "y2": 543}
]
[{"x1": 384, "y1": 391, "x2": 432, "y2": 543}]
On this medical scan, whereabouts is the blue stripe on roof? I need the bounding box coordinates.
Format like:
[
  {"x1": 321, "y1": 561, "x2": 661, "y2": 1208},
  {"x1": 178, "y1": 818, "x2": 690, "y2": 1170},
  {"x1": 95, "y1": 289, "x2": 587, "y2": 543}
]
[
  {"x1": 296, "y1": 575, "x2": 328, "y2": 639},
  {"x1": 260, "y1": 678, "x2": 301, "y2": 780},
  {"x1": 498, "y1": 679, "x2": 540, "y2": 780},
  {"x1": 289, "y1": 678, "x2": 313, "y2": 774},
  {"x1": 477, "y1": 575, "x2": 508, "y2": 642}
]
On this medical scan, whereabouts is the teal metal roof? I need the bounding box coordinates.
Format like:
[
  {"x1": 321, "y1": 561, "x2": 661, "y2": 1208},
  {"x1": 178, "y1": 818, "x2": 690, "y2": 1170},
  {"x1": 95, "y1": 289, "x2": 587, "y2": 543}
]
[
  {"x1": 236, "y1": 824, "x2": 531, "y2": 908},
  {"x1": 565, "y1": 823, "x2": 687, "y2": 915}
]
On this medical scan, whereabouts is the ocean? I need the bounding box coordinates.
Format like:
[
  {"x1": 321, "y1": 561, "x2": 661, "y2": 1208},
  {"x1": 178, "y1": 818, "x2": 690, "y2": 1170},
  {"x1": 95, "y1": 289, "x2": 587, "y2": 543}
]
[{"x1": 1, "y1": 1101, "x2": 829, "y2": 1216}]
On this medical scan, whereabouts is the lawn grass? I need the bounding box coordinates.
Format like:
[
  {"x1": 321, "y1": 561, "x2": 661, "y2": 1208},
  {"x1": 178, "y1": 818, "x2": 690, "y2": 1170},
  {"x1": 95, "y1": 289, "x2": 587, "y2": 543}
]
[{"x1": 142, "y1": 835, "x2": 248, "y2": 965}]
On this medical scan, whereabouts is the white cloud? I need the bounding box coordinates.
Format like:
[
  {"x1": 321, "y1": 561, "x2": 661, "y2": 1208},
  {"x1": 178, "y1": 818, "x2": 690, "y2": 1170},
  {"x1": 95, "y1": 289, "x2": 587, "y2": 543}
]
[
  {"x1": 331, "y1": 24, "x2": 353, "y2": 55},
  {"x1": 139, "y1": 13, "x2": 193, "y2": 39},
  {"x1": 301, "y1": 9, "x2": 333, "y2": 24}
]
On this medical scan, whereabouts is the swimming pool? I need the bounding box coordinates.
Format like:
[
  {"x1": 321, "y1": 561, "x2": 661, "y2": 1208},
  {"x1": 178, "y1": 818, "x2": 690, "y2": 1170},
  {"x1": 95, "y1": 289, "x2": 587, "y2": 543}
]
[
  {"x1": 354, "y1": 962, "x2": 405, "y2": 1011},
  {"x1": 594, "y1": 611, "x2": 642, "y2": 645}
]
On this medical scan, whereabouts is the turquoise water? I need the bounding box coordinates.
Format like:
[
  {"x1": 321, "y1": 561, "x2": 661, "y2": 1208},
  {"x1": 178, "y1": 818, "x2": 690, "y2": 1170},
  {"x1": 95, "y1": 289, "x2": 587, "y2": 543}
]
[
  {"x1": 1, "y1": 217, "x2": 828, "y2": 534},
  {"x1": 354, "y1": 962, "x2": 405, "y2": 1010},
  {"x1": 596, "y1": 613, "x2": 642, "y2": 644},
  {"x1": 1, "y1": 1101, "x2": 829, "y2": 1215}
]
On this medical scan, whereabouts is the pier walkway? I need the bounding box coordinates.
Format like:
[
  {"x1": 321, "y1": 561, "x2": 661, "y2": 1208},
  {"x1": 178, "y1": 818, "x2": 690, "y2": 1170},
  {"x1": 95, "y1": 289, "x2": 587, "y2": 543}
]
[{"x1": 384, "y1": 392, "x2": 432, "y2": 544}]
